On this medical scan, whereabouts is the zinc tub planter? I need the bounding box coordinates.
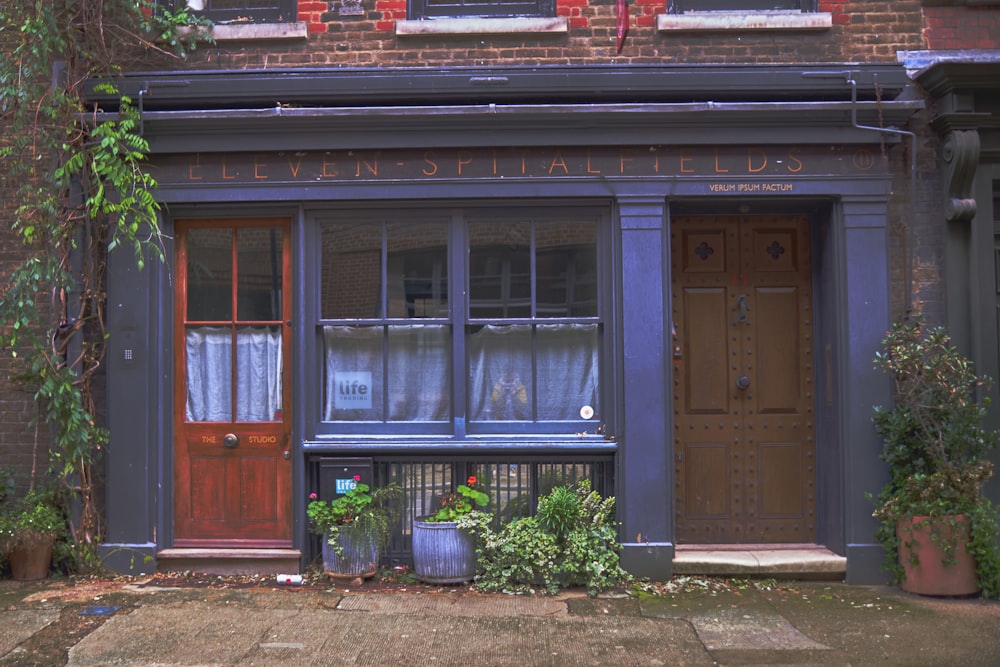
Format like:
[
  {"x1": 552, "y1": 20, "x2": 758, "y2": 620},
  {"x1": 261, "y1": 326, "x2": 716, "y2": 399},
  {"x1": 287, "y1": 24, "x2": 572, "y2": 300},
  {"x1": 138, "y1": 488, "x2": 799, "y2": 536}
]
[
  {"x1": 412, "y1": 519, "x2": 476, "y2": 584},
  {"x1": 322, "y1": 524, "x2": 378, "y2": 581}
]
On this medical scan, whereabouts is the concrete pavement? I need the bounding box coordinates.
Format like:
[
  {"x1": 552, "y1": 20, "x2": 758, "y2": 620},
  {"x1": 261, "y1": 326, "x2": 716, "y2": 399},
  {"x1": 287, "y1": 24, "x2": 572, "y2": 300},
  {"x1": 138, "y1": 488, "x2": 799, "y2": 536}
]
[{"x1": 1, "y1": 574, "x2": 999, "y2": 666}]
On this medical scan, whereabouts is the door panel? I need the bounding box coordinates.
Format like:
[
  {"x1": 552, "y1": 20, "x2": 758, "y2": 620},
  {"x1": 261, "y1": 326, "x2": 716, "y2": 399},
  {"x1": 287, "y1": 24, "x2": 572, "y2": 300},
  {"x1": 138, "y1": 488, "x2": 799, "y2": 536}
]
[
  {"x1": 755, "y1": 288, "x2": 800, "y2": 412},
  {"x1": 672, "y1": 215, "x2": 815, "y2": 544},
  {"x1": 174, "y1": 219, "x2": 293, "y2": 547},
  {"x1": 685, "y1": 288, "x2": 729, "y2": 413}
]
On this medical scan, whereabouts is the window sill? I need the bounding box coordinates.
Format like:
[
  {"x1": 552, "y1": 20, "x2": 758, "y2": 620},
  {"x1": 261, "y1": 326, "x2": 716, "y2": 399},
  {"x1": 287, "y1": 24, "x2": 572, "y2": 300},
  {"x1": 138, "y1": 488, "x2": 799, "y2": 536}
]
[
  {"x1": 395, "y1": 17, "x2": 569, "y2": 36},
  {"x1": 195, "y1": 22, "x2": 309, "y2": 41},
  {"x1": 657, "y1": 11, "x2": 832, "y2": 32}
]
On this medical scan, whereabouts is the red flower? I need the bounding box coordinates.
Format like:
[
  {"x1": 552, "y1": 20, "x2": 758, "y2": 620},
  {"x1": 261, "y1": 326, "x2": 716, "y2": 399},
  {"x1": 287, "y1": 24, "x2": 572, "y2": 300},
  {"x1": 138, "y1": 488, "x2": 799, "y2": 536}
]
[
  {"x1": 354, "y1": 474, "x2": 361, "y2": 482},
  {"x1": 467, "y1": 475, "x2": 477, "y2": 486},
  {"x1": 309, "y1": 492, "x2": 318, "y2": 500}
]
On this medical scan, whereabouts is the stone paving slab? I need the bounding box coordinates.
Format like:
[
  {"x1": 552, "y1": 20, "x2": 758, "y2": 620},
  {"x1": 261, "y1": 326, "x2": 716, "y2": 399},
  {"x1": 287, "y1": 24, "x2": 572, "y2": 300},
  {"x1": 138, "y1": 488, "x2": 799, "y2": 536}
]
[
  {"x1": 0, "y1": 609, "x2": 59, "y2": 659},
  {"x1": 691, "y1": 608, "x2": 832, "y2": 651},
  {"x1": 68, "y1": 602, "x2": 711, "y2": 666},
  {"x1": 336, "y1": 591, "x2": 570, "y2": 617}
]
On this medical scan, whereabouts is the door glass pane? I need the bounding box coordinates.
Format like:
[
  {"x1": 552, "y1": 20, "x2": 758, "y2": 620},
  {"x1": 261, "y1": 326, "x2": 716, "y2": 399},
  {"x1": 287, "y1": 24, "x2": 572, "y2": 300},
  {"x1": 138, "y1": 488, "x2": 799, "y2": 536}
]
[
  {"x1": 321, "y1": 223, "x2": 383, "y2": 319},
  {"x1": 185, "y1": 326, "x2": 232, "y2": 422},
  {"x1": 236, "y1": 325, "x2": 283, "y2": 422},
  {"x1": 386, "y1": 222, "x2": 448, "y2": 318},
  {"x1": 237, "y1": 228, "x2": 283, "y2": 321},
  {"x1": 469, "y1": 222, "x2": 531, "y2": 318},
  {"x1": 186, "y1": 228, "x2": 232, "y2": 322}
]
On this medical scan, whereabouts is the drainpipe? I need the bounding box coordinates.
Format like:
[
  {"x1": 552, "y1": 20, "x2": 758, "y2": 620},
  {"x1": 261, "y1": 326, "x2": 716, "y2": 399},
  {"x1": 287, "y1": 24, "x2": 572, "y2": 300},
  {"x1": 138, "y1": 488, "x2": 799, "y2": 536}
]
[{"x1": 803, "y1": 71, "x2": 919, "y2": 314}]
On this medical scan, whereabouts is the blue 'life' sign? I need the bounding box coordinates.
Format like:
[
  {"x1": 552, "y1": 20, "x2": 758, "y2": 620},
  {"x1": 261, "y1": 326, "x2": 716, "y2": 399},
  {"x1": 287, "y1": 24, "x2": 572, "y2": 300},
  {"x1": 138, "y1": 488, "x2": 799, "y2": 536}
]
[{"x1": 335, "y1": 478, "x2": 358, "y2": 494}]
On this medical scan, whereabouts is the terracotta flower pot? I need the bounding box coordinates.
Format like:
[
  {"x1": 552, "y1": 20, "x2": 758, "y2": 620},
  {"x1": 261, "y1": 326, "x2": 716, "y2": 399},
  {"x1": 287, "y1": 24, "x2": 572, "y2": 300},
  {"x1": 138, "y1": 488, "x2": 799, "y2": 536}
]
[
  {"x1": 896, "y1": 515, "x2": 979, "y2": 597},
  {"x1": 9, "y1": 539, "x2": 54, "y2": 581}
]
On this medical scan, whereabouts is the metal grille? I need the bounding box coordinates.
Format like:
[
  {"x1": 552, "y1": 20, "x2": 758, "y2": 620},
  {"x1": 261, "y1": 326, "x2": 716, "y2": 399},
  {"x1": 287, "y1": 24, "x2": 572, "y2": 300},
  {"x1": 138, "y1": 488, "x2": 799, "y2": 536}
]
[{"x1": 372, "y1": 455, "x2": 615, "y2": 564}]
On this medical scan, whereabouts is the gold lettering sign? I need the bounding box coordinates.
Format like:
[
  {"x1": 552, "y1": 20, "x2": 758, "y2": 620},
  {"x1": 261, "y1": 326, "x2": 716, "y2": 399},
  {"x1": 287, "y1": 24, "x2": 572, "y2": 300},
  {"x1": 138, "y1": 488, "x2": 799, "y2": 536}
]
[{"x1": 149, "y1": 145, "x2": 884, "y2": 186}]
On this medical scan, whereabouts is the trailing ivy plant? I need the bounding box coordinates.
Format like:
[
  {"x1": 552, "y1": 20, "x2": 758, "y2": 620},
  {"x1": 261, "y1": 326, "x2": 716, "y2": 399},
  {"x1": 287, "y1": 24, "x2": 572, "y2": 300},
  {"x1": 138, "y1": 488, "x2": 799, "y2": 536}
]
[{"x1": 0, "y1": 0, "x2": 210, "y2": 570}]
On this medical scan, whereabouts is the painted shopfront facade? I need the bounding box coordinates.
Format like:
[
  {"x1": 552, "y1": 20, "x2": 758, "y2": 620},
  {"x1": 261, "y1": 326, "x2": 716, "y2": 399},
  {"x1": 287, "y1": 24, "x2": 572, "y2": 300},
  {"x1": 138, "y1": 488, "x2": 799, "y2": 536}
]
[{"x1": 94, "y1": 64, "x2": 923, "y2": 582}]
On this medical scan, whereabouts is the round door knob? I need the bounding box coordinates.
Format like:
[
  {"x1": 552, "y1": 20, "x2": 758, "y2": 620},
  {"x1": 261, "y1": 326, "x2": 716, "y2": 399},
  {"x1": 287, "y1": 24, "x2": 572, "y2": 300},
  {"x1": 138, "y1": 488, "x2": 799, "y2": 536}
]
[
  {"x1": 736, "y1": 375, "x2": 751, "y2": 390},
  {"x1": 223, "y1": 433, "x2": 239, "y2": 448}
]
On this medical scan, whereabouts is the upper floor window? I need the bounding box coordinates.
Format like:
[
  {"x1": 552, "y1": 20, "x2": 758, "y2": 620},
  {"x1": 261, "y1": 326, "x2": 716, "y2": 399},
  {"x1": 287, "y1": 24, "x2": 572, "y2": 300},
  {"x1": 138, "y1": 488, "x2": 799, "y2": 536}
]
[
  {"x1": 180, "y1": 0, "x2": 295, "y2": 23},
  {"x1": 668, "y1": 0, "x2": 814, "y2": 11},
  {"x1": 409, "y1": 0, "x2": 555, "y2": 20}
]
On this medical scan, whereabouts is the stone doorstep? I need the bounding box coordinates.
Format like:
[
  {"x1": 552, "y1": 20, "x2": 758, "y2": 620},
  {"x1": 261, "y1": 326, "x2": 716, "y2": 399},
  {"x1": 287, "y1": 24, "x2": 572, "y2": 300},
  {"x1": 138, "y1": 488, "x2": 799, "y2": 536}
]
[
  {"x1": 155, "y1": 548, "x2": 301, "y2": 576},
  {"x1": 673, "y1": 545, "x2": 847, "y2": 578}
]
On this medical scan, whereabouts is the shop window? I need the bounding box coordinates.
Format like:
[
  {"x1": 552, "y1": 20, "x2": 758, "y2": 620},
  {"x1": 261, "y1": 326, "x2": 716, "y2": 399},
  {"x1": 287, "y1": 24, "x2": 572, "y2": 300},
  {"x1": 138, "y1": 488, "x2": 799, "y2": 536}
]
[
  {"x1": 174, "y1": 0, "x2": 295, "y2": 23},
  {"x1": 317, "y1": 207, "x2": 605, "y2": 435},
  {"x1": 668, "y1": 0, "x2": 814, "y2": 11},
  {"x1": 408, "y1": 0, "x2": 555, "y2": 20}
]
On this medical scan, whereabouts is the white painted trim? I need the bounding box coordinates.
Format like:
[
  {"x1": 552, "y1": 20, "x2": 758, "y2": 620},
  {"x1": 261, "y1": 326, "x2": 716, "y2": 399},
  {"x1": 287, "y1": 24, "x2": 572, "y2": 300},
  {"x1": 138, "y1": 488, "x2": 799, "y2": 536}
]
[
  {"x1": 199, "y1": 22, "x2": 309, "y2": 41},
  {"x1": 395, "y1": 17, "x2": 569, "y2": 35},
  {"x1": 657, "y1": 11, "x2": 833, "y2": 32}
]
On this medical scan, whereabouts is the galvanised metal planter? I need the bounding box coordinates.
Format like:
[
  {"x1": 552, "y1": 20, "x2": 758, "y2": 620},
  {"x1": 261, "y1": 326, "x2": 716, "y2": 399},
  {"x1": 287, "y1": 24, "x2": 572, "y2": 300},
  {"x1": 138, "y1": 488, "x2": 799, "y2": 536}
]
[
  {"x1": 412, "y1": 519, "x2": 476, "y2": 584},
  {"x1": 321, "y1": 524, "x2": 378, "y2": 581}
]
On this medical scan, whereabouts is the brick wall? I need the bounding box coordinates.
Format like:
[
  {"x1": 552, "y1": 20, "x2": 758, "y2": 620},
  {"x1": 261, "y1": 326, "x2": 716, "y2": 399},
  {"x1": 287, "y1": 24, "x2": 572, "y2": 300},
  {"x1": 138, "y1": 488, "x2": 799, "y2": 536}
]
[
  {"x1": 923, "y1": 6, "x2": 1000, "y2": 50},
  {"x1": 0, "y1": 191, "x2": 45, "y2": 494},
  {"x1": 886, "y1": 107, "x2": 947, "y2": 324},
  {"x1": 174, "y1": 0, "x2": 925, "y2": 70}
]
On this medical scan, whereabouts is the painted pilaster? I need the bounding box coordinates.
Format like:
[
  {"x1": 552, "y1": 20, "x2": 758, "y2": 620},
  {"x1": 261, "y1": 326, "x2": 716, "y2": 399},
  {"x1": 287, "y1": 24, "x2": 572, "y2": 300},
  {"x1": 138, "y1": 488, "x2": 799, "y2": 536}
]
[
  {"x1": 616, "y1": 196, "x2": 673, "y2": 579},
  {"x1": 840, "y1": 195, "x2": 893, "y2": 584},
  {"x1": 99, "y1": 243, "x2": 162, "y2": 573}
]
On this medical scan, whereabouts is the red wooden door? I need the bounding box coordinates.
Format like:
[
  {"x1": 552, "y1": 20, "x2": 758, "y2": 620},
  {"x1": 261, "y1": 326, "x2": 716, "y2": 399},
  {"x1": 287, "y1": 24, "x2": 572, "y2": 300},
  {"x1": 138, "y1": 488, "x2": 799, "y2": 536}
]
[
  {"x1": 672, "y1": 215, "x2": 816, "y2": 543},
  {"x1": 173, "y1": 219, "x2": 292, "y2": 546}
]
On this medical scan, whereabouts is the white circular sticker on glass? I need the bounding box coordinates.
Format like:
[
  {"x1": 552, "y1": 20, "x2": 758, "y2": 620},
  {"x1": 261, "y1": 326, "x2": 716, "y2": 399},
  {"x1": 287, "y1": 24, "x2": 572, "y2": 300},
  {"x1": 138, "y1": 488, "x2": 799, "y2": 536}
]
[{"x1": 580, "y1": 405, "x2": 595, "y2": 420}]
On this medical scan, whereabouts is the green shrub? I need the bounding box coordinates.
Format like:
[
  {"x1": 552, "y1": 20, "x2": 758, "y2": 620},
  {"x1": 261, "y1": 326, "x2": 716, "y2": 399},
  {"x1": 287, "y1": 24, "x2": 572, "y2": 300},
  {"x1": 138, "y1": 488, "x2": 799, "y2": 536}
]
[{"x1": 460, "y1": 480, "x2": 630, "y2": 596}]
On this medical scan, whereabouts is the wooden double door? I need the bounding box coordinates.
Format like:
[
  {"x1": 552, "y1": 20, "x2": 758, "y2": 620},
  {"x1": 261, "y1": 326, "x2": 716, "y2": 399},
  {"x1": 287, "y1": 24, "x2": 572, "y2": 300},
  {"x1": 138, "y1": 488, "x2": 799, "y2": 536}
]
[
  {"x1": 173, "y1": 218, "x2": 293, "y2": 547},
  {"x1": 671, "y1": 215, "x2": 816, "y2": 544}
]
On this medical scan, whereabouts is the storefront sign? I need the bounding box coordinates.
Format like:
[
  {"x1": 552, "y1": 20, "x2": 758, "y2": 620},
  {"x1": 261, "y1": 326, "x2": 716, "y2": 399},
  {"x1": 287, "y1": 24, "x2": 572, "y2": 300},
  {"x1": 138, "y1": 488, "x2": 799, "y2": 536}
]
[
  {"x1": 334, "y1": 372, "x2": 372, "y2": 410},
  {"x1": 335, "y1": 478, "x2": 358, "y2": 494},
  {"x1": 149, "y1": 145, "x2": 886, "y2": 186}
]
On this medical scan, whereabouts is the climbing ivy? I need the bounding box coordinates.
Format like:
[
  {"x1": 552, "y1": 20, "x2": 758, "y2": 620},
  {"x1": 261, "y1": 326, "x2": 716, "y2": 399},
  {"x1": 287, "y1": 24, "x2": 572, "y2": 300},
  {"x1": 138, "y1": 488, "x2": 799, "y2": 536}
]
[{"x1": 0, "y1": 0, "x2": 210, "y2": 569}]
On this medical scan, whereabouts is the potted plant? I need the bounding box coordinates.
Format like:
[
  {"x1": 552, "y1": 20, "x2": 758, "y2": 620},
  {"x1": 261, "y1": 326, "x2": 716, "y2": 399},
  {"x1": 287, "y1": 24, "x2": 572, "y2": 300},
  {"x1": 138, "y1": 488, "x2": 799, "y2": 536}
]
[
  {"x1": 307, "y1": 475, "x2": 401, "y2": 582},
  {"x1": 872, "y1": 313, "x2": 1000, "y2": 597},
  {"x1": 412, "y1": 475, "x2": 490, "y2": 584},
  {"x1": 468, "y1": 480, "x2": 630, "y2": 596},
  {"x1": 0, "y1": 487, "x2": 64, "y2": 581}
]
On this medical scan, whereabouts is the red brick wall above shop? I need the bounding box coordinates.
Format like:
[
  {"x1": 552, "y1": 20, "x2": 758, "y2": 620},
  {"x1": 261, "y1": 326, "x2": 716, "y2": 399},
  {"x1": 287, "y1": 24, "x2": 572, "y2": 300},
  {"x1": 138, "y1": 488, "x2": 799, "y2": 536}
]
[{"x1": 922, "y1": 6, "x2": 1000, "y2": 50}]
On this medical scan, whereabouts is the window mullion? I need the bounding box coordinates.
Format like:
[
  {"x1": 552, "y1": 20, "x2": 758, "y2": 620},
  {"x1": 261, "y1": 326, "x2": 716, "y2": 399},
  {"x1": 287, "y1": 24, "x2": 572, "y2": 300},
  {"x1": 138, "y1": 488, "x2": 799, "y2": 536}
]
[
  {"x1": 529, "y1": 223, "x2": 538, "y2": 421},
  {"x1": 451, "y1": 211, "x2": 467, "y2": 437}
]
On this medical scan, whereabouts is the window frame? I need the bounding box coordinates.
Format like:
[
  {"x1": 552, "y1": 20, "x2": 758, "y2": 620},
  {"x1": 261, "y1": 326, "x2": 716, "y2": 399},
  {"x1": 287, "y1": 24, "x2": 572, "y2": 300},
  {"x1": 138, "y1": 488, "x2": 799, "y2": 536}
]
[
  {"x1": 408, "y1": 0, "x2": 556, "y2": 21},
  {"x1": 311, "y1": 204, "x2": 611, "y2": 439},
  {"x1": 171, "y1": 0, "x2": 296, "y2": 24},
  {"x1": 667, "y1": 0, "x2": 814, "y2": 12}
]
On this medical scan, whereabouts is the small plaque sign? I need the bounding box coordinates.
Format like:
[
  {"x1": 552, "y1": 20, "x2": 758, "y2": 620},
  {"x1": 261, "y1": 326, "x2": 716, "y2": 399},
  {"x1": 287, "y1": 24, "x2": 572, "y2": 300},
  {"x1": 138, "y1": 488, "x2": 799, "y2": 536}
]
[
  {"x1": 334, "y1": 371, "x2": 372, "y2": 410},
  {"x1": 335, "y1": 478, "x2": 358, "y2": 494}
]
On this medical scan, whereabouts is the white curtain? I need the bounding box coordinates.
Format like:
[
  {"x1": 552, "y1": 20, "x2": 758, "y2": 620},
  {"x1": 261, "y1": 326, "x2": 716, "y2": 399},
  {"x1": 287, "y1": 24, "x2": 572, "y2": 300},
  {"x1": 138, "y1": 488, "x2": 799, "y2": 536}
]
[
  {"x1": 323, "y1": 325, "x2": 449, "y2": 422},
  {"x1": 468, "y1": 323, "x2": 599, "y2": 421},
  {"x1": 186, "y1": 326, "x2": 283, "y2": 422}
]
